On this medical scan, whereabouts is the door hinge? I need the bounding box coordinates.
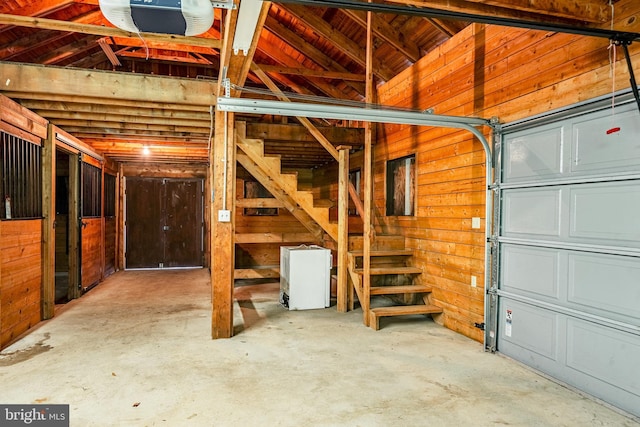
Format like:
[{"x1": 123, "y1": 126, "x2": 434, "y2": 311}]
[{"x1": 474, "y1": 322, "x2": 485, "y2": 330}]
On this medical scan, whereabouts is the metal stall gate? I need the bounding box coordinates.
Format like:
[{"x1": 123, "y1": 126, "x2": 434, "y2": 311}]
[{"x1": 491, "y1": 95, "x2": 640, "y2": 417}]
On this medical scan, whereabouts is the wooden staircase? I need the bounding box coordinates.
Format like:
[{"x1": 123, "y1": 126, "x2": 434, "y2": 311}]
[
  {"x1": 236, "y1": 134, "x2": 338, "y2": 241},
  {"x1": 348, "y1": 236, "x2": 442, "y2": 330},
  {"x1": 236, "y1": 131, "x2": 442, "y2": 331}
]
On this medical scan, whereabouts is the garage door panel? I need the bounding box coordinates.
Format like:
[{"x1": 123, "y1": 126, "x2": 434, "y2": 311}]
[
  {"x1": 502, "y1": 188, "x2": 561, "y2": 237},
  {"x1": 502, "y1": 245, "x2": 560, "y2": 299},
  {"x1": 503, "y1": 125, "x2": 564, "y2": 181},
  {"x1": 499, "y1": 299, "x2": 559, "y2": 361},
  {"x1": 568, "y1": 253, "x2": 640, "y2": 324},
  {"x1": 570, "y1": 182, "x2": 640, "y2": 243},
  {"x1": 572, "y1": 109, "x2": 640, "y2": 174},
  {"x1": 567, "y1": 318, "x2": 640, "y2": 397},
  {"x1": 496, "y1": 98, "x2": 640, "y2": 417}
]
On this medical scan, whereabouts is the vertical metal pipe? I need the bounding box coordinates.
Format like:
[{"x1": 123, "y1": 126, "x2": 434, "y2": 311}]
[{"x1": 621, "y1": 43, "x2": 640, "y2": 115}]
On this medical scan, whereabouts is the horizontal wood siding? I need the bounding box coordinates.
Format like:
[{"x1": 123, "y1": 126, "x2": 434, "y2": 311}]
[
  {"x1": 0, "y1": 220, "x2": 42, "y2": 349},
  {"x1": 81, "y1": 218, "x2": 102, "y2": 289},
  {"x1": 373, "y1": 2, "x2": 640, "y2": 342}
]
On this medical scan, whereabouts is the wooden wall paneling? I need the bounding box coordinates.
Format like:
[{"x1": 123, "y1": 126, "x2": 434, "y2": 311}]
[
  {"x1": 0, "y1": 220, "x2": 43, "y2": 349},
  {"x1": 41, "y1": 124, "x2": 56, "y2": 319},
  {"x1": 81, "y1": 218, "x2": 103, "y2": 290},
  {"x1": 371, "y1": 0, "x2": 640, "y2": 342}
]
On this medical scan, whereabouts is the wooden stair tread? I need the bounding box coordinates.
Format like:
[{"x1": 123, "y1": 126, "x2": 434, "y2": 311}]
[
  {"x1": 370, "y1": 304, "x2": 443, "y2": 316},
  {"x1": 352, "y1": 266, "x2": 422, "y2": 275},
  {"x1": 349, "y1": 249, "x2": 413, "y2": 257},
  {"x1": 369, "y1": 304, "x2": 443, "y2": 330},
  {"x1": 370, "y1": 284, "x2": 432, "y2": 295},
  {"x1": 313, "y1": 199, "x2": 334, "y2": 208}
]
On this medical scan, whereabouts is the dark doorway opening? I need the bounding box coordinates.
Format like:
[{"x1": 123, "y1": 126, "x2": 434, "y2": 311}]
[{"x1": 54, "y1": 150, "x2": 71, "y2": 304}]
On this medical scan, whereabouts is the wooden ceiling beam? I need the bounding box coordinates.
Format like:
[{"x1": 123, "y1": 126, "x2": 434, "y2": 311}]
[
  {"x1": 456, "y1": 0, "x2": 609, "y2": 23},
  {"x1": 36, "y1": 35, "x2": 100, "y2": 65},
  {"x1": 115, "y1": 49, "x2": 214, "y2": 65},
  {"x1": 31, "y1": 110, "x2": 210, "y2": 129},
  {"x1": 0, "y1": 13, "x2": 222, "y2": 49},
  {"x1": 20, "y1": 100, "x2": 211, "y2": 120},
  {"x1": 282, "y1": 4, "x2": 396, "y2": 82},
  {"x1": 425, "y1": 17, "x2": 462, "y2": 38},
  {"x1": 1, "y1": 27, "x2": 72, "y2": 59},
  {"x1": 0, "y1": 1, "x2": 75, "y2": 18},
  {"x1": 340, "y1": 9, "x2": 421, "y2": 62},
  {"x1": 90, "y1": 142, "x2": 207, "y2": 153},
  {"x1": 246, "y1": 122, "x2": 363, "y2": 143},
  {"x1": 255, "y1": 64, "x2": 364, "y2": 81},
  {"x1": 256, "y1": 37, "x2": 354, "y2": 100},
  {"x1": 79, "y1": 137, "x2": 208, "y2": 145},
  {"x1": 49, "y1": 118, "x2": 210, "y2": 134},
  {"x1": 62, "y1": 128, "x2": 208, "y2": 139},
  {"x1": 12, "y1": 93, "x2": 210, "y2": 112},
  {"x1": 1, "y1": 62, "x2": 217, "y2": 106},
  {"x1": 383, "y1": 0, "x2": 607, "y2": 24},
  {"x1": 263, "y1": 16, "x2": 365, "y2": 95},
  {"x1": 103, "y1": 37, "x2": 219, "y2": 56},
  {"x1": 221, "y1": 2, "x2": 271, "y2": 96}
]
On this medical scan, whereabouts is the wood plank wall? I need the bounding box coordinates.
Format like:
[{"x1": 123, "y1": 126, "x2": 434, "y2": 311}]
[
  {"x1": 372, "y1": 1, "x2": 640, "y2": 341},
  {"x1": 0, "y1": 95, "x2": 47, "y2": 349},
  {"x1": 0, "y1": 220, "x2": 42, "y2": 348},
  {"x1": 81, "y1": 218, "x2": 103, "y2": 290}
]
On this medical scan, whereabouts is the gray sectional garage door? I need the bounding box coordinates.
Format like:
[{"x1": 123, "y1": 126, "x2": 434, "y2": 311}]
[{"x1": 494, "y1": 96, "x2": 640, "y2": 417}]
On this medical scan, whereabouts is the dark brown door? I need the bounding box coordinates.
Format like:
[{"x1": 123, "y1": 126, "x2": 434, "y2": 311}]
[
  {"x1": 126, "y1": 178, "x2": 203, "y2": 269},
  {"x1": 164, "y1": 180, "x2": 203, "y2": 268}
]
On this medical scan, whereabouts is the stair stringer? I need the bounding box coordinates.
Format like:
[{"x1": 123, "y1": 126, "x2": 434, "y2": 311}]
[
  {"x1": 236, "y1": 135, "x2": 338, "y2": 242},
  {"x1": 346, "y1": 235, "x2": 443, "y2": 330}
]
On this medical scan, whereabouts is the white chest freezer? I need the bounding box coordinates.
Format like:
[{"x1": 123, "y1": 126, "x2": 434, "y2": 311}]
[{"x1": 279, "y1": 245, "x2": 332, "y2": 310}]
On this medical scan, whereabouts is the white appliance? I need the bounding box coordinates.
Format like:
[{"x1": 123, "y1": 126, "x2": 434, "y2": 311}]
[
  {"x1": 99, "y1": 0, "x2": 215, "y2": 36},
  {"x1": 280, "y1": 245, "x2": 331, "y2": 310}
]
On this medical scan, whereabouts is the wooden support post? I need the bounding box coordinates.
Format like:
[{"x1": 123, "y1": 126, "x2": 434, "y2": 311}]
[
  {"x1": 117, "y1": 163, "x2": 125, "y2": 270},
  {"x1": 337, "y1": 146, "x2": 350, "y2": 313},
  {"x1": 41, "y1": 124, "x2": 56, "y2": 320},
  {"x1": 362, "y1": 6, "x2": 374, "y2": 326},
  {"x1": 211, "y1": 109, "x2": 236, "y2": 339},
  {"x1": 68, "y1": 154, "x2": 81, "y2": 300}
]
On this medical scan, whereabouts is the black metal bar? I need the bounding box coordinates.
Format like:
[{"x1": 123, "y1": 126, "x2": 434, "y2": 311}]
[
  {"x1": 620, "y1": 42, "x2": 640, "y2": 115},
  {"x1": 276, "y1": 0, "x2": 640, "y2": 43}
]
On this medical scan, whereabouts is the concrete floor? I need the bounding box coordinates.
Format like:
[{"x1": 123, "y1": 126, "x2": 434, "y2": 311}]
[{"x1": 1, "y1": 269, "x2": 638, "y2": 427}]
